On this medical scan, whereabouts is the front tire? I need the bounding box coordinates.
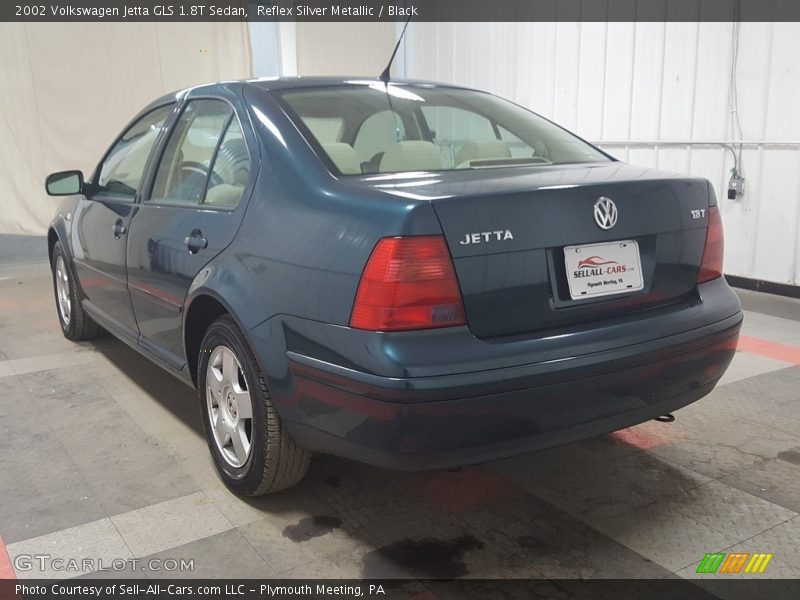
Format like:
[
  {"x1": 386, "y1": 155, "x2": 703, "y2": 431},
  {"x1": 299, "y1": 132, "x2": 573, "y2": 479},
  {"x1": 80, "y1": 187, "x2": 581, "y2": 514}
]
[
  {"x1": 51, "y1": 241, "x2": 102, "y2": 341},
  {"x1": 198, "y1": 315, "x2": 311, "y2": 496}
]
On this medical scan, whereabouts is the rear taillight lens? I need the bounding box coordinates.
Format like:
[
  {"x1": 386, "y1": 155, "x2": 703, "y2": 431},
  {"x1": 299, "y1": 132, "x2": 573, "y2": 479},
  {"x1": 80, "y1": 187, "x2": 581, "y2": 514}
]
[
  {"x1": 350, "y1": 236, "x2": 466, "y2": 331},
  {"x1": 698, "y1": 206, "x2": 724, "y2": 283}
]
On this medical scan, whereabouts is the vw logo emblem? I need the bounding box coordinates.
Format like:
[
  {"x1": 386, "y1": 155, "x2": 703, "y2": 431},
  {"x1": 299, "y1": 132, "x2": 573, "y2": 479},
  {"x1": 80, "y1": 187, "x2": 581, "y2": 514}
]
[{"x1": 594, "y1": 197, "x2": 618, "y2": 230}]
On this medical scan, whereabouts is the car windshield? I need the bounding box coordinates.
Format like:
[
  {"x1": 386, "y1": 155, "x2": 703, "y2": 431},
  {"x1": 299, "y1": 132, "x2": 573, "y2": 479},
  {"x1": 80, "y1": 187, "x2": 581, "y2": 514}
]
[{"x1": 276, "y1": 84, "x2": 610, "y2": 176}]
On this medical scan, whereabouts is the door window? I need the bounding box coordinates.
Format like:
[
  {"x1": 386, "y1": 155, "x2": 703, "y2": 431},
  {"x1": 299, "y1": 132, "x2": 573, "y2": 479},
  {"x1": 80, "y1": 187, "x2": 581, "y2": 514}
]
[
  {"x1": 96, "y1": 104, "x2": 173, "y2": 199},
  {"x1": 149, "y1": 100, "x2": 234, "y2": 206}
]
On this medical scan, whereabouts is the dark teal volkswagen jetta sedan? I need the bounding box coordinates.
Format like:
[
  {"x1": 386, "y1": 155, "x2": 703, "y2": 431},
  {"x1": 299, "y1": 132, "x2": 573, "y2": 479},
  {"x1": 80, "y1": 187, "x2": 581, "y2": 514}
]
[{"x1": 45, "y1": 77, "x2": 742, "y2": 495}]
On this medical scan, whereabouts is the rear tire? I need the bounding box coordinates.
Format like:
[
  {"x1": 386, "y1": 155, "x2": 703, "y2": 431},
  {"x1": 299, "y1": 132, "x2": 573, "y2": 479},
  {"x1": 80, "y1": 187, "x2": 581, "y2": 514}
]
[
  {"x1": 198, "y1": 315, "x2": 311, "y2": 496},
  {"x1": 51, "y1": 241, "x2": 102, "y2": 341}
]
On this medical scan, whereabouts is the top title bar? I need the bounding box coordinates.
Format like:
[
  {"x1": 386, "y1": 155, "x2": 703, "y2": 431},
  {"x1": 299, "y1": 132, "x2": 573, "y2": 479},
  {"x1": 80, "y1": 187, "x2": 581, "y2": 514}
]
[{"x1": 4, "y1": 0, "x2": 800, "y2": 22}]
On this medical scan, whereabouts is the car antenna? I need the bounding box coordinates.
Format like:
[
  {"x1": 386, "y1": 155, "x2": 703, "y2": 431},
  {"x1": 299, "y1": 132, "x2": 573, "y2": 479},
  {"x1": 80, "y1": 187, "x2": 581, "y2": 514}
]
[
  {"x1": 380, "y1": 13, "x2": 412, "y2": 84},
  {"x1": 379, "y1": 14, "x2": 412, "y2": 141}
]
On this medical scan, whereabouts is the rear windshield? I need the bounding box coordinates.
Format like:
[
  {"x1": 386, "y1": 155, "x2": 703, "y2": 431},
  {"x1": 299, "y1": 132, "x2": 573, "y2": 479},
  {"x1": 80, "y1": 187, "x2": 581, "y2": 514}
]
[{"x1": 276, "y1": 84, "x2": 610, "y2": 176}]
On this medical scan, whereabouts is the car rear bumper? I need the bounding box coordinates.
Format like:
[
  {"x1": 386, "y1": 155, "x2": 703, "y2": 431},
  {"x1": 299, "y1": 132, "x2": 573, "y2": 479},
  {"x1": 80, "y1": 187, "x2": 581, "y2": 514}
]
[{"x1": 253, "y1": 277, "x2": 742, "y2": 470}]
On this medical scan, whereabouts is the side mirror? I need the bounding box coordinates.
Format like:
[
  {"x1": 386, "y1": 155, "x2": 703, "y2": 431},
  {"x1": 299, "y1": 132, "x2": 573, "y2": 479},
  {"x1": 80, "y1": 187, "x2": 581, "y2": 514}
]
[{"x1": 46, "y1": 170, "x2": 84, "y2": 196}]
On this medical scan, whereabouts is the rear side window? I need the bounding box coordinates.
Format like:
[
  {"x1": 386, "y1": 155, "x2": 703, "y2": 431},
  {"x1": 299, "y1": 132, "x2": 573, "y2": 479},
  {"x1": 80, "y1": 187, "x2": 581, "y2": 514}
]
[
  {"x1": 97, "y1": 104, "x2": 173, "y2": 199},
  {"x1": 278, "y1": 85, "x2": 609, "y2": 175},
  {"x1": 206, "y1": 118, "x2": 251, "y2": 209},
  {"x1": 150, "y1": 99, "x2": 249, "y2": 208}
]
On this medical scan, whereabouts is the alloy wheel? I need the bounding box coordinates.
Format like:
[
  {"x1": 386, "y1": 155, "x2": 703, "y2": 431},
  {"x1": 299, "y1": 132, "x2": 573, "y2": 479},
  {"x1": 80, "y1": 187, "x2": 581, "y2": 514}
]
[
  {"x1": 206, "y1": 345, "x2": 253, "y2": 468},
  {"x1": 54, "y1": 254, "x2": 71, "y2": 326}
]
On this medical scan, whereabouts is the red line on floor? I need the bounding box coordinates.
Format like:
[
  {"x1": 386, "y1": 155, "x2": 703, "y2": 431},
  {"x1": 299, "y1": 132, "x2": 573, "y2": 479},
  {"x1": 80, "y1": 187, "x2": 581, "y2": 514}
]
[
  {"x1": 0, "y1": 534, "x2": 15, "y2": 580},
  {"x1": 738, "y1": 335, "x2": 800, "y2": 366},
  {"x1": 611, "y1": 425, "x2": 684, "y2": 450}
]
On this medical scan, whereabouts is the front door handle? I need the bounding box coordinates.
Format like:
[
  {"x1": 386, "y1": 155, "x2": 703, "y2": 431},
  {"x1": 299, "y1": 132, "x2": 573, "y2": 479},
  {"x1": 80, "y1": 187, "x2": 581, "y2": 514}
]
[
  {"x1": 112, "y1": 220, "x2": 127, "y2": 238},
  {"x1": 184, "y1": 230, "x2": 208, "y2": 254}
]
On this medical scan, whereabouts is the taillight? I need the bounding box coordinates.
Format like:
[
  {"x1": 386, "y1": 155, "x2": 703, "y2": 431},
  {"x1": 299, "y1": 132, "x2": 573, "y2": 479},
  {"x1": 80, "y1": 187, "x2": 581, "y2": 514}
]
[
  {"x1": 350, "y1": 236, "x2": 466, "y2": 331},
  {"x1": 698, "y1": 206, "x2": 724, "y2": 283}
]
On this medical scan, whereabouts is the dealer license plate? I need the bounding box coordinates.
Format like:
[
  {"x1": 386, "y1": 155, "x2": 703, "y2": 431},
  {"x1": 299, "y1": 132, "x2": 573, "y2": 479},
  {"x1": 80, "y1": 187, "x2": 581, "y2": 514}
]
[{"x1": 563, "y1": 240, "x2": 644, "y2": 300}]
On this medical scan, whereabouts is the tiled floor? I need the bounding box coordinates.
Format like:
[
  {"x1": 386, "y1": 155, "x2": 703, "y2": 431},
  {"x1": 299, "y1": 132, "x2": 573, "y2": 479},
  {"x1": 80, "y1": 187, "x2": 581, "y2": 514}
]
[{"x1": 1, "y1": 255, "x2": 799, "y2": 593}]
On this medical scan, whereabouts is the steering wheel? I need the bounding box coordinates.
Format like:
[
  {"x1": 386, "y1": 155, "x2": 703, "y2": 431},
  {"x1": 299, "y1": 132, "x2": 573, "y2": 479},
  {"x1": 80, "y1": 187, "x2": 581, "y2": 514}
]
[{"x1": 179, "y1": 161, "x2": 223, "y2": 188}]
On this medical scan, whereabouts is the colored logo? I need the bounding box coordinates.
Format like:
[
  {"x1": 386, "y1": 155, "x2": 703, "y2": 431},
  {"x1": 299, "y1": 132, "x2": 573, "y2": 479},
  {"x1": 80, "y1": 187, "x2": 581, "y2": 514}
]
[
  {"x1": 577, "y1": 256, "x2": 619, "y2": 269},
  {"x1": 696, "y1": 552, "x2": 773, "y2": 574}
]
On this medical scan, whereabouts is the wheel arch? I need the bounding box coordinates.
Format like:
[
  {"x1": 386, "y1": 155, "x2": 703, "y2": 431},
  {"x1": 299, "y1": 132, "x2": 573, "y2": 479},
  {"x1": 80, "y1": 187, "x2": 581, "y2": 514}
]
[
  {"x1": 48, "y1": 215, "x2": 73, "y2": 265},
  {"x1": 184, "y1": 291, "x2": 229, "y2": 388},
  {"x1": 47, "y1": 227, "x2": 59, "y2": 263},
  {"x1": 183, "y1": 288, "x2": 267, "y2": 388},
  {"x1": 47, "y1": 219, "x2": 81, "y2": 294}
]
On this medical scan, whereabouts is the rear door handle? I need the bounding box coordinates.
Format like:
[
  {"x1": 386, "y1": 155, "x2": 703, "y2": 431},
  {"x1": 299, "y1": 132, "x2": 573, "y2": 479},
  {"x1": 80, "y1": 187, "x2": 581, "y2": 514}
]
[
  {"x1": 184, "y1": 230, "x2": 208, "y2": 254},
  {"x1": 112, "y1": 220, "x2": 127, "y2": 238}
]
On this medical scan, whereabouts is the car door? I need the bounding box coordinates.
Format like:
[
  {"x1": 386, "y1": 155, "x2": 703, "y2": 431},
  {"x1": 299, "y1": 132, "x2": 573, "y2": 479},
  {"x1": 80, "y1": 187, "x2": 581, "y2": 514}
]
[
  {"x1": 126, "y1": 96, "x2": 254, "y2": 369},
  {"x1": 71, "y1": 104, "x2": 174, "y2": 337}
]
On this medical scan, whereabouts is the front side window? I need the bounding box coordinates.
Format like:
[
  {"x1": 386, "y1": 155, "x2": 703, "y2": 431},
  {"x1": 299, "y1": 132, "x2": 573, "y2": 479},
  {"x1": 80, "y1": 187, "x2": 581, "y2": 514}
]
[
  {"x1": 278, "y1": 85, "x2": 609, "y2": 175},
  {"x1": 96, "y1": 104, "x2": 173, "y2": 199},
  {"x1": 150, "y1": 100, "x2": 235, "y2": 206}
]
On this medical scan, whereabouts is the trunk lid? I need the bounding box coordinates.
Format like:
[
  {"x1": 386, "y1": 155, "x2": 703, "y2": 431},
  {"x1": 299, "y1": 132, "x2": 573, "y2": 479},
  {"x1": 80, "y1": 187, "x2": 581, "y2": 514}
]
[{"x1": 362, "y1": 163, "x2": 712, "y2": 338}]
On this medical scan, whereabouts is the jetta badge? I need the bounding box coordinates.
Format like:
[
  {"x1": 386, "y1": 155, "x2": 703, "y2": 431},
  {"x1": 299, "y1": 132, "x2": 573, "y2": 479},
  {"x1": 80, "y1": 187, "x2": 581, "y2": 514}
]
[
  {"x1": 459, "y1": 229, "x2": 514, "y2": 245},
  {"x1": 594, "y1": 197, "x2": 618, "y2": 230}
]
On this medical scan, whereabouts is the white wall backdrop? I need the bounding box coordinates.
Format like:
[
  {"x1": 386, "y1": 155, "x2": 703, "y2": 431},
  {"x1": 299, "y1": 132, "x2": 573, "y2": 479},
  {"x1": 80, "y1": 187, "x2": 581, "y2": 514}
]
[
  {"x1": 0, "y1": 22, "x2": 252, "y2": 236},
  {"x1": 294, "y1": 22, "x2": 395, "y2": 76},
  {"x1": 404, "y1": 22, "x2": 800, "y2": 285}
]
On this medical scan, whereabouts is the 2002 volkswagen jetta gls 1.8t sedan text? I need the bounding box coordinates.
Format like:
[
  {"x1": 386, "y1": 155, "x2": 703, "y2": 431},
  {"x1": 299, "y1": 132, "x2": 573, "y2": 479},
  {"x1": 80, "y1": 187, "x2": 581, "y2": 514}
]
[{"x1": 45, "y1": 77, "x2": 742, "y2": 495}]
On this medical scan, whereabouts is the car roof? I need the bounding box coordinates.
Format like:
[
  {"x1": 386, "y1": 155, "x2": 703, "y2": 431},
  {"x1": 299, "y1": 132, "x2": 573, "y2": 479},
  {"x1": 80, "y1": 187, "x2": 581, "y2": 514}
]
[
  {"x1": 145, "y1": 76, "x2": 479, "y2": 109},
  {"x1": 244, "y1": 76, "x2": 476, "y2": 92}
]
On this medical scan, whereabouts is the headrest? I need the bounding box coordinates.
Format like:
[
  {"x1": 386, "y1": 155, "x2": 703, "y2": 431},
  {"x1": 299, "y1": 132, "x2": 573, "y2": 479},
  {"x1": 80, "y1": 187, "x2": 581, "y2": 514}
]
[
  {"x1": 380, "y1": 141, "x2": 442, "y2": 173},
  {"x1": 322, "y1": 143, "x2": 361, "y2": 175}
]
